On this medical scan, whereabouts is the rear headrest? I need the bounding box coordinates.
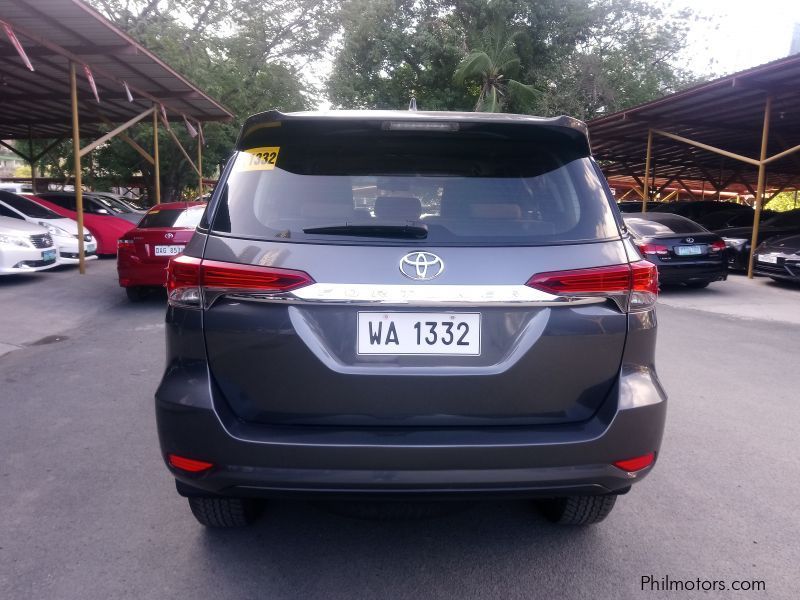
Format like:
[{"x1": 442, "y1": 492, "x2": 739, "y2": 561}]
[
  {"x1": 374, "y1": 196, "x2": 422, "y2": 220},
  {"x1": 469, "y1": 203, "x2": 522, "y2": 220}
]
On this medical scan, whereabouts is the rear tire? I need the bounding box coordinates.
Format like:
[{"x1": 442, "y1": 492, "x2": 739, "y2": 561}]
[
  {"x1": 684, "y1": 281, "x2": 709, "y2": 289},
  {"x1": 187, "y1": 496, "x2": 263, "y2": 528},
  {"x1": 537, "y1": 494, "x2": 617, "y2": 525},
  {"x1": 125, "y1": 286, "x2": 148, "y2": 302}
]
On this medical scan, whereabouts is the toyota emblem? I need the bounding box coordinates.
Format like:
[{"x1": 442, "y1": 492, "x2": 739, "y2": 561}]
[
  {"x1": 399, "y1": 251, "x2": 444, "y2": 280},
  {"x1": 164, "y1": 232, "x2": 174, "y2": 239}
]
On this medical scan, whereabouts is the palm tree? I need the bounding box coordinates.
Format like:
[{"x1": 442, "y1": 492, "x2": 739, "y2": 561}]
[{"x1": 454, "y1": 26, "x2": 540, "y2": 113}]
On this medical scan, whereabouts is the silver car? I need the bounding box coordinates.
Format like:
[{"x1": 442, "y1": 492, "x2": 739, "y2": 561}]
[{"x1": 156, "y1": 110, "x2": 667, "y2": 527}]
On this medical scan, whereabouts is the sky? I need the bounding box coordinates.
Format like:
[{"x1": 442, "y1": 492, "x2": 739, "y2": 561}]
[{"x1": 665, "y1": 0, "x2": 800, "y2": 75}]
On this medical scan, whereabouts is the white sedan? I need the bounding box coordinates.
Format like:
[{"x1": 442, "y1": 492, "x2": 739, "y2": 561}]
[
  {"x1": 0, "y1": 191, "x2": 97, "y2": 264},
  {"x1": 0, "y1": 216, "x2": 59, "y2": 275}
]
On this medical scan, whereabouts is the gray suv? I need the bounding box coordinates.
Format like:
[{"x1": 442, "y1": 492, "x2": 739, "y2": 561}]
[{"x1": 156, "y1": 110, "x2": 666, "y2": 527}]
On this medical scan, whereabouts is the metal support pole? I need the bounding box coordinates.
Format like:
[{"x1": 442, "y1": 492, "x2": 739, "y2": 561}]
[
  {"x1": 747, "y1": 97, "x2": 772, "y2": 279},
  {"x1": 153, "y1": 105, "x2": 161, "y2": 204},
  {"x1": 28, "y1": 128, "x2": 37, "y2": 194},
  {"x1": 197, "y1": 135, "x2": 203, "y2": 198},
  {"x1": 69, "y1": 62, "x2": 86, "y2": 274},
  {"x1": 642, "y1": 129, "x2": 653, "y2": 213}
]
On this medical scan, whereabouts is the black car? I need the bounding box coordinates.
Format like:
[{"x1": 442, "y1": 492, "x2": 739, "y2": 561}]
[
  {"x1": 753, "y1": 233, "x2": 800, "y2": 283},
  {"x1": 624, "y1": 213, "x2": 727, "y2": 288},
  {"x1": 649, "y1": 200, "x2": 750, "y2": 221},
  {"x1": 717, "y1": 209, "x2": 800, "y2": 271},
  {"x1": 695, "y1": 208, "x2": 774, "y2": 231},
  {"x1": 155, "y1": 110, "x2": 666, "y2": 528}
]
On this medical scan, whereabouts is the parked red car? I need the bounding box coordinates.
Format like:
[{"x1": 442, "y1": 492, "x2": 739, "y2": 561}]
[
  {"x1": 24, "y1": 194, "x2": 133, "y2": 255},
  {"x1": 117, "y1": 202, "x2": 206, "y2": 301}
]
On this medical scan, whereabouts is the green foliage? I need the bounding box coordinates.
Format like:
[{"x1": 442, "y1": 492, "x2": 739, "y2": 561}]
[
  {"x1": 453, "y1": 24, "x2": 540, "y2": 112},
  {"x1": 765, "y1": 191, "x2": 800, "y2": 213},
  {"x1": 71, "y1": 0, "x2": 345, "y2": 200},
  {"x1": 329, "y1": 0, "x2": 701, "y2": 118}
]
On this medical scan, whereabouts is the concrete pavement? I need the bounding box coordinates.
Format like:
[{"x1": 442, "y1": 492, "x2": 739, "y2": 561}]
[{"x1": 0, "y1": 260, "x2": 797, "y2": 599}]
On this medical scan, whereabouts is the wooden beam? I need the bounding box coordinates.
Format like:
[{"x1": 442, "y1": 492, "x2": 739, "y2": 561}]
[
  {"x1": 164, "y1": 118, "x2": 201, "y2": 177},
  {"x1": 0, "y1": 140, "x2": 31, "y2": 161},
  {"x1": 651, "y1": 129, "x2": 761, "y2": 167},
  {"x1": 96, "y1": 113, "x2": 153, "y2": 165},
  {"x1": 642, "y1": 129, "x2": 653, "y2": 212},
  {"x1": 79, "y1": 107, "x2": 154, "y2": 158},
  {"x1": 70, "y1": 62, "x2": 87, "y2": 275},
  {"x1": 748, "y1": 97, "x2": 772, "y2": 278}
]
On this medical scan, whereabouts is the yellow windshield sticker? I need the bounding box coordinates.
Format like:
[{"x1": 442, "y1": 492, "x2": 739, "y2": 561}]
[
  {"x1": 236, "y1": 146, "x2": 280, "y2": 171},
  {"x1": 148, "y1": 209, "x2": 160, "y2": 214}
]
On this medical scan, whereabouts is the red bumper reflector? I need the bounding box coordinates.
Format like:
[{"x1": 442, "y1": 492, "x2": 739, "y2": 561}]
[
  {"x1": 167, "y1": 454, "x2": 214, "y2": 473},
  {"x1": 613, "y1": 452, "x2": 655, "y2": 472}
]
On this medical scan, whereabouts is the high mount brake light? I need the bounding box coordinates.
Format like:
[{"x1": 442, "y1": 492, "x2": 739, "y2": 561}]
[
  {"x1": 166, "y1": 255, "x2": 314, "y2": 308},
  {"x1": 526, "y1": 261, "x2": 658, "y2": 312}
]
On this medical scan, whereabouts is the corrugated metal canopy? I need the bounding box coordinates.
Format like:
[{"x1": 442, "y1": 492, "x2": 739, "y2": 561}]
[
  {"x1": 0, "y1": 0, "x2": 233, "y2": 139},
  {"x1": 588, "y1": 53, "x2": 800, "y2": 194}
]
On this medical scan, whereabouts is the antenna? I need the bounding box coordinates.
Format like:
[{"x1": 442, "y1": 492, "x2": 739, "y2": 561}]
[{"x1": 408, "y1": 97, "x2": 418, "y2": 111}]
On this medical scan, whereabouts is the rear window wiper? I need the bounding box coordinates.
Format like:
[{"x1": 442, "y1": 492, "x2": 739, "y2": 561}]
[{"x1": 302, "y1": 224, "x2": 428, "y2": 239}]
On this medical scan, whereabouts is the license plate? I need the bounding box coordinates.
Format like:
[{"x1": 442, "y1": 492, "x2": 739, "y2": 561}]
[
  {"x1": 758, "y1": 254, "x2": 778, "y2": 264},
  {"x1": 357, "y1": 312, "x2": 481, "y2": 355},
  {"x1": 675, "y1": 245, "x2": 703, "y2": 256},
  {"x1": 42, "y1": 249, "x2": 56, "y2": 262},
  {"x1": 153, "y1": 245, "x2": 185, "y2": 256}
]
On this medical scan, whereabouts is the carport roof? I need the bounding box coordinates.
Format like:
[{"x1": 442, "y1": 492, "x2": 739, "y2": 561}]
[
  {"x1": 588, "y1": 53, "x2": 800, "y2": 193},
  {"x1": 0, "y1": 0, "x2": 233, "y2": 139}
]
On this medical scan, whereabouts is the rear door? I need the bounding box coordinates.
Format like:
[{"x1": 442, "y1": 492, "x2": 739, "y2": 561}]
[{"x1": 199, "y1": 116, "x2": 630, "y2": 427}]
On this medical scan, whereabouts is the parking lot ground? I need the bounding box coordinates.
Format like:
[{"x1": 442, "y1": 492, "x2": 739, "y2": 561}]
[{"x1": 1, "y1": 260, "x2": 798, "y2": 599}]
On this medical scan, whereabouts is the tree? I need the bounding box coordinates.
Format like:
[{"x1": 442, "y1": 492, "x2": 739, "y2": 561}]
[
  {"x1": 328, "y1": 0, "x2": 703, "y2": 118},
  {"x1": 75, "y1": 0, "x2": 344, "y2": 200},
  {"x1": 453, "y1": 24, "x2": 539, "y2": 112}
]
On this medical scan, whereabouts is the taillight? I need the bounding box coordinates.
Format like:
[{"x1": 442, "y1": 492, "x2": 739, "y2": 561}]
[
  {"x1": 166, "y1": 255, "x2": 314, "y2": 308},
  {"x1": 118, "y1": 237, "x2": 134, "y2": 248},
  {"x1": 202, "y1": 260, "x2": 313, "y2": 292},
  {"x1": 635, "y1": 241, "x2": 669, "y2": 256},
  {"x1": 629, "y1": 261, "x2": 659, "y2": 311},
  {"x1": 166, "y1": 255, "x2": 202, "y2": 307},
  {"x1": 167, "y1": 454, "x2": 214, "y2": 473},
  {"x1": 709, "y1": 240, "x2": 726, "y2": 252},
  {"x1": 526, "y1": 261, "x2": 658, "y2": 312}
]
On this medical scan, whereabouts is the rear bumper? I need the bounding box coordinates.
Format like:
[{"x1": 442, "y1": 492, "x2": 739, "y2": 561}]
[
  {"x1": 117, "y1": 258, "x2": 168, "y2": 287},
  {"x1": 155, "y1": 364, "x2": 667, "y2": 498},
  {"x1": 656, "y1": 261, "x2": 727, "y2": 285}
]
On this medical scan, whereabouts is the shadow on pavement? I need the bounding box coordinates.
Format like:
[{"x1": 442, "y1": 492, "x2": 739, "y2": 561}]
[{"x1": 182, "y1": 499, "x2": 600, "y2": 598}]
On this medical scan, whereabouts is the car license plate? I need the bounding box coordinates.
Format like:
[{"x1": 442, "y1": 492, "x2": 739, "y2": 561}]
[
  {"x1": 357, "y1": 312, "x2": 481, "y2": 355},
  {"x1": 42, "y1": 249, "x2": 56, "y2": 262},
  {"x1": 675, "y1": 245, "x2": 703, "y2": 256},
  {"x1": 758, "y1": 254, "x2": 778, "y2": 264},
  {"x1": 154, "y1": 245, "x2": 185, "y2": 256}
]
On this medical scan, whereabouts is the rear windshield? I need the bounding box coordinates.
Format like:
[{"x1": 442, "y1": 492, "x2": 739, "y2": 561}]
[
  {"x1": 138, "y1": 206, "x2": 204, "y2": 229},
  {"x1": 210, "y1": 130, "x2": 619, "y2": 246},
  {"x1": 0, "y1": 192, "x2": 59, "y2": 218},
  {"x1": 624, "y1": 214, "x2": 707, "y2": 236}
]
